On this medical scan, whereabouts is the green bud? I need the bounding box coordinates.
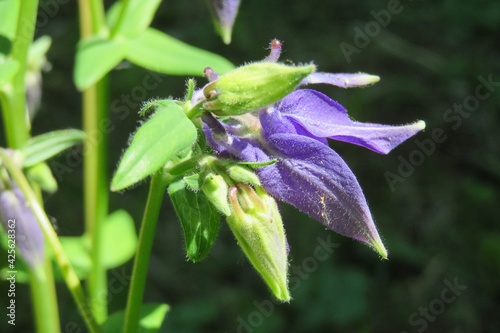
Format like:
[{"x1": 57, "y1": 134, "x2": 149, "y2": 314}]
[
  {"x1": 226, "y1": 164, "x2": 261, "y2": 185},
  {"x1": 27, "y1": 162, "x2": 58, "y2": 193},
  {"x1": 227, "y1": 184, "x2": 290, "y2": 301},
  {"x1": 201, "y1": 173, "x2": 231, "y2": 216},
  {"x1": 203, "y1": 62, "x2": 315, "y2": 116}
]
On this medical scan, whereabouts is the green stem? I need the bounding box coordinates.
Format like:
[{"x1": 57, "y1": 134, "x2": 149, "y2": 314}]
[
  {"x1": 0, "y1": 150, "x2": 101, "y2": 333},
  {"x1": 29, "y1": 258, "x2": 61, "y2": 333},
  {"x1": 78, "y1": 0, "x2": 109, "y2": 323},
  {"x1": 2, "y1": 2, "x2": 62, "y2": 332},
  {"x1": 122, "y1": 172, "x2": 170, "y2": 333}
]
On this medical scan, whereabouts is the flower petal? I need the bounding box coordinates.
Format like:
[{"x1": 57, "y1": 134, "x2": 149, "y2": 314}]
[
  {"x1": 276, "y1": 89, "x2": 426, "y2": 154},
  {"x1": 256, "y1": 133, "x2": 387, "y2": 257},
  {"x1": 301, "y1": 72, "x2": 380, "y2": 88}
]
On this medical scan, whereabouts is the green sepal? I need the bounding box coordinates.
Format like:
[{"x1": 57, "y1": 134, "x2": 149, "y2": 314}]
[
  {"x1": 237, "y1": 159, "x2": 277, "y2": 168},
  {"x1": 111, "y1": 100, "x2": 197, "y2": 191},
  {"x1": 201, "y1": 173, "x2": 231, "y2": 216},
  {"x1": 168, "y1": 179, "x2": 221, "y2": 262},
  {"x1": 21, "y1": 129, "x2": 86, "y2": 167}
]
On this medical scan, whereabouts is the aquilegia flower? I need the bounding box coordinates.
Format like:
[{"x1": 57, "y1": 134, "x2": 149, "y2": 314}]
[{"x1": 200, "y1": 40, "x2": 425, "y2": 259}]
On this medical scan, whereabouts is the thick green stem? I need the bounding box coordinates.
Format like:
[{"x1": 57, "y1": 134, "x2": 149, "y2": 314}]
[
  {"x1": 0, "y1": 150, "x2": 101, "y2": 333},
  {"x1": 78, "y1": 0, "x2": 109, "y2": 323},
  {"x1": 122, "y1": 172, "x2": 170, "y2": 333}
]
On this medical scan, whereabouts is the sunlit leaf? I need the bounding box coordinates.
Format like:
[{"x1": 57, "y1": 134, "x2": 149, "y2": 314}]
[
  {"x1": 108, "y1": 0, "x2": 162, "y2": 38},
  {"x1": 74, "y1": 36, "x2": 125, "y2": 90},
  {"x1": 124, "y1": 28, "x2": 234, "y2": 77},
  {"x1": 111, "y1": 100, "x2": 197, "y2": 191},
  {"x1": 100, "y1": 210, "x2": 137, "y2": 268}
]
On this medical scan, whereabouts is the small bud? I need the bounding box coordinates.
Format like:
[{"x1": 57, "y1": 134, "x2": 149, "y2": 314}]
[
  {"x1": 0, "y1": 186, "x2": 45, "y2": 269},
  {"x1": 203, "y1": 62, "x2": 315, "y2": 116},
  {"x1": 206, "y1": 0, "x2": 241, "y2": 45},
  {"x1": 227, "y1": 184, "x2": 290, "y2": 301},
  {"x1": 27, "y1": 162, "x2": 58, "y2": 193},
  {"x1": 227, "y1": 164, "x2": 261, "y2": 185},
  {"x1": 201, "y1": 173, "x2": 231, "y2": 216}
]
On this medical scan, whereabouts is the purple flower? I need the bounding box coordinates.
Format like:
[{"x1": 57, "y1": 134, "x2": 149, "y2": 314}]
[{"x1": 200, "y1": 42, "x2": 425, "y2": 258}]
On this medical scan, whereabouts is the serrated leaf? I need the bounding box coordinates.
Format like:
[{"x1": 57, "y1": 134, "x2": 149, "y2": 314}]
[
  {"x1": 21, "y1": 129, "x2": 86, "y2": 167},
  {"x1": 74, "y1": 36, "x2": 125, "y2": 90},
  {"x1": 111, "y1": 100, "x2": 197, "y2": 191},
  {"x1": 0, "y1": 59, "x2": 18, "y2": 86},
  {"x1": 100, "y1": 210, "x2": 137, "y2": 268},
  {"x1": 168, "y1": 179, "x2": 221, "y2": 262},
  {"x1": 124, "y1": 28, "x2": 234, "y2": 76},
  {"x1": 102, "y1": 303, "x2": 169, "y2": 333},
  {"x1": 108, "y1": 0, "x2": 162, "y2": 38}
]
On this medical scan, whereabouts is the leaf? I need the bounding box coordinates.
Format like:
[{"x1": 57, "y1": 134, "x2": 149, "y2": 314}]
[
  {"x1": 108, "y1": 0, "x2": 162, "y2": 38},
  {"x1": 101, "y1": 303, "x2": 169, "y2": 333},
  {"x1": 124, "y1": 28, "x2": 234, "y2": 77},
  {"x1": 111, "y1": 100, "x2": 197, "y2": 191},
  {"x1": 21, "y1": 129, "x2": 86, "y2": 167},
  {"x1": 168, "y1": 179, "x2": 221, "y2": 262},
  {"x1": 0, "y1": 58, "x2": 18, "y2": 86},
  {"x1": 74, "y1": 36, "x2": 125, "y2": 90},
  {"x1": 100, "y1": 210, "x2": 137, "y2": 268},
  {"x1": 58, "y1": 236, "x2": 91, "y2": 279},
  {"x1": 0, "y1": 0, "x2": 19, "y2": 44}
]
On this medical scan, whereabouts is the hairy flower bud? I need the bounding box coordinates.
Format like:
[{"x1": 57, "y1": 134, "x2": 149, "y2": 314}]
[
  {"x1": 203, "y1": 62, "x2": 315, "y2": 116},
  {"x1": 226, "y1": 184, "x2": 289, "y2": 301},
  {"x1": 226, "y1": 164, "x2": 261, "y2": 185},
  {"x1": 201, "y1": 173, "x2": 231, "y2": 216}
]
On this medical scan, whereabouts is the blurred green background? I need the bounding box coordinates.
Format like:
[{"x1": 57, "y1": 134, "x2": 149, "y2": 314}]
[{"x1": 1, "y1": 0, "x2": 499, "y2": 332}]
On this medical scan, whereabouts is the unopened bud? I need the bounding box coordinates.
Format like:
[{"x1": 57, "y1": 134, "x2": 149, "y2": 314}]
[
  {"x1": 227, "y1": 164, "x2": 261, "y2": 185},
  {"x1": 201, "y1": 173, "x2": 231, "y2": 216},
  {"x1": 227, "y1": 184, "x2": 289, "y2": 301},
  {"x1": 203, "y1": 62, "x2": 315, "y2": 116},
  {"x1": 0, "y1": 186, "x2": 45, "y2": 268}
]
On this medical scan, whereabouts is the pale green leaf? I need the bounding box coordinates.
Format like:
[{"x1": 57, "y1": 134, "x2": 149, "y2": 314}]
[
  {"x1": 21, "y1": 129, "x2": 86, "y2": 167},
  {"x1": 100, "y1": 210, "x2": 137, "y2": 268},
  {"x1": 102, "y1": 303, "x2": 169, "y2": 333},
  {"x1": 124, "y1": 28, "x2": 234, "y2": 77},
  {"x1": 109, "y1": 0, "x2": 162, "y2": 38},
  {"x1": 74, "y1": 36, "x2": 125, "y2": 90}
]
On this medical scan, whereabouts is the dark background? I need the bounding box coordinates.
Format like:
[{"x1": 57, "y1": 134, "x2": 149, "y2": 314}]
[{"x1": 1, "y1": 0, "x2": 499, "y2": 332}]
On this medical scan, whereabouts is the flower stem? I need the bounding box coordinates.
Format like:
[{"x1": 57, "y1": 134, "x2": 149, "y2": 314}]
[
  {"x1": 0, "y1": 150, "x2": 101, "y2": 333},
  {"x1": 122, "y1": 171, "x2": 170, "y2": 333},
  {"x1": 78, "y1": 0, "x2": 109, "y2": 323},
  {"x1": 1, "y1": 2, "x2": 61, "y2": 332}
]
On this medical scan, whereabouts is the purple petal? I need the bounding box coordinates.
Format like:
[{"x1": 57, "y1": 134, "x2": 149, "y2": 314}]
[
  {"x1": 256, "y1": 133, "x2": 387, "y2": 257},
  {"x1": 206, "y1": 0, "x2": 241, "y2": 44},
  {"x1": 202, "y1": 113, "x2": 269, "y2": 162},
  {"x1": 0, "y1": 187, "x2": 45, "y2": 268},
  {"x1": 301, "y1": 72, "x2": 380, "y2": 88},
  {"x1": 276, "y1": 90, "x2": 426, "y2": 154}
]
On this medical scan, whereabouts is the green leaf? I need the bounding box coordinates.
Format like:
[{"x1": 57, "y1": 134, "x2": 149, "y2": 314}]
[
  {"x1": 58, "y1": 236, "x2": 91, "y2": 279},
  {"x1": 168, "y1": 179, "x2": 221, "y2": 262},
  {"x1": 108, "y1": 0, "x2": 162, "y2": 38},
  {"x1": 28, "y1": 36, "x2": 51, "y2": 69},
  {"x1": 74, "y1": 36, "x2": 125, "y2": 90},
  {"x1": 102, "y1": 303, "x2": 169, "y2": 333},
  {"x1": 0, "y1": 58, "x2": 18, "y2": 86},
  {"x1": 100, "y1": 210, "x2": 137, "y2": 268},
  {"x1": 21, "y1": 129, "x2": 86, "y2": 167},
  {"x1": 124, "y1": 28, "x2": 234, "y2": 77},
  {"x1": 111, "y1": 100, "x2": 197, "y2": 191},
  {"x1": 0, "y1": 0, "x2": 19, "y2": 45}
]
